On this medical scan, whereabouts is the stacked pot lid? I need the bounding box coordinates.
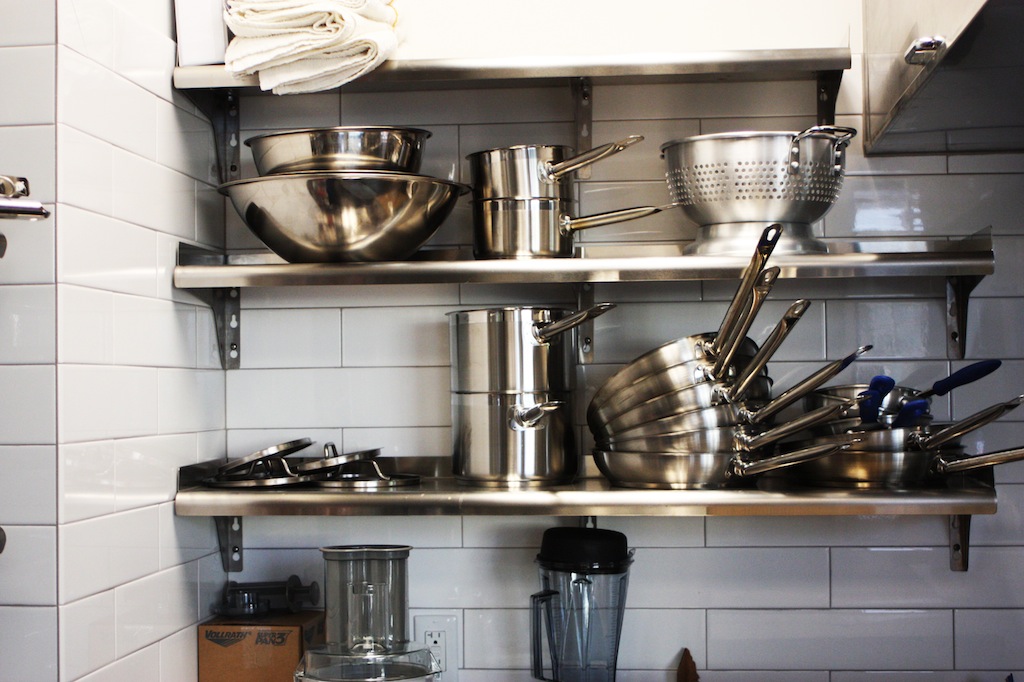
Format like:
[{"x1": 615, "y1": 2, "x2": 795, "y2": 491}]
[
  {"x1": 588, "y1": 225, "x2": 872, "y2": 489},
  {"x1": 467, "y1": 135, "x2": 675, "y2": 259},
  {"x1": 218, "y1": 126, "x2": 469, "y2": 263},
  {"x1": 205, "y1": 440, "x2": 419, "y2": 489}
]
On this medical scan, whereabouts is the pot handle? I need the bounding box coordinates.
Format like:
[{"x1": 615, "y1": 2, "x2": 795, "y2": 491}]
[
  {"x1": 916, "y1": 394, "x2": 1024, "y2": 450},
  {"x1": 542, "y1": 135, "x2": 644, "y2": 181},
  {"x1": 743, "y1": 345, "x2": 873, "y2": 425},
  {"x1": 789, "y1": 125, "x2": 858, "y2": 176},
  {"x1": 534, "y1": 302, "x2": 616, "y2": 343},
  {"x1": 731, "y1": 441, "x2": 850, "y2": 479},
  {"x1": 935, "y1": 446, "x2": 1024, "y2": 475},
  {"x1": 530, "y1": 589, "x2": 558, "y2": 682},
  {"x1": 510, "y1": 401, "x2": 564, "y2": 430},
  {"x1": 560, "y1": 204, "x2": 675, "y2": 235}
]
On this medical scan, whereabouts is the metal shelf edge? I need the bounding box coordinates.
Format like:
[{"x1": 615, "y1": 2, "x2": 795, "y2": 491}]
[
  {"x1": 173, "y1": 483, "x2": 997, "y2": 518},
  {"x1": 173, "y1": 48, "x2": 852, "y2": 91},
  {"x1": 173, "y1": 251, "x2": 994, "y2": 289}
]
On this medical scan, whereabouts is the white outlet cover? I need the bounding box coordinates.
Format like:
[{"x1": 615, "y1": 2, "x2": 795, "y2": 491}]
[{"x1": 413, "y1": 613, "x2": 459, "y2": 682}]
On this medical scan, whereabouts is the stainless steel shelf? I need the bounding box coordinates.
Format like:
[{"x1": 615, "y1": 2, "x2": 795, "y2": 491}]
[
  {"x1": 173, "y1": 47, "x2": 851, "y2": 92},
  {"x1": 175, "y1": 476, "x2": 996, "y2": 518},
  {"x1": 175, "y1": 236, "x2": 994, "y2": 289}
]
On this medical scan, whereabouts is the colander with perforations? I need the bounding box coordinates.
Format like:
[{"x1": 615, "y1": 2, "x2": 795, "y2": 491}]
[{"x1": 660, "y1": 126, "x2": 857, "y2": 254}]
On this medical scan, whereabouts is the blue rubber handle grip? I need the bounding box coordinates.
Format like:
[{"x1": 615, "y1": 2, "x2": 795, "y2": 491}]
[
  {"x1": 868, "y1": 375, "x2": 896, "y2": 399},
  {"x1": 893, "y1": 398, "x2": 930, "y2": 428},
  {"x1": 858, "y1": 389, "x2": 881, "y2": 422},
  {"x1": 929, "y1": 359, "x2": 1002, "y2": 397}
]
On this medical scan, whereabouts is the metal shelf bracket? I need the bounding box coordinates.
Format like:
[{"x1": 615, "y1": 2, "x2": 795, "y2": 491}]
[
  {"x1": 816, "y1": 69, "x2": 843, "y2": 125},
  {"x1": 183, "y1": 88, "x2": 241, "y2": 185},
  {"x1": 947, "y1": 273, "x2": 983, "y2": 360},
  {"x1": 949, "y1": 513, "x2": 971, "y2": 571},
  {"x1": 215, "y1": 516, "x2": 245, "y2": 572},
  {"x1": 178, "y1": 243, "x2": 242, "y2": 369},
  {"x1": 575, "y1": 282, "x2": 597, "y2": 364}
]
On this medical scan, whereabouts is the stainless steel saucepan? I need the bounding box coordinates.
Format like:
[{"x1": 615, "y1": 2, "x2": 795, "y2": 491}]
[
  {"x1": 468, "y1": 136, "x2": 644, "y2": 200},
  {"x1": 448, "y1": 303, "x2": 615, "y2": 394},
  {"x1": 592, "y1": 442, "x2": 848, "y2": 490},
  {"x1": 472, "y1": 197, "x2": 675, "y2": 259}
]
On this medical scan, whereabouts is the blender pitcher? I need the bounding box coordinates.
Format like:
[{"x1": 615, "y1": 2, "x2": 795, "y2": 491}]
[{"x1": 530, "y1": 527, "x2": 634, "y2": 682}]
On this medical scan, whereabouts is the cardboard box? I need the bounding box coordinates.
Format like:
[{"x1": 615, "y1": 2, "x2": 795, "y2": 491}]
[{"x1": 198, "y1": 610, "x2": 324, "y2": 682}]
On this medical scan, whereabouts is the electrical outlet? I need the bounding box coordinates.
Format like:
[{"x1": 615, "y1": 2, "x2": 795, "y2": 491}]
[{"x1": 413, "y1": 614, "x2": 458, "y2": 681}]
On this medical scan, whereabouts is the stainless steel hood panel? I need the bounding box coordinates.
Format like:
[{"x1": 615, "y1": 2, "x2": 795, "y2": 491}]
[{"x1": 865, "y1": 0, "x2": 1024, "y2": 154}]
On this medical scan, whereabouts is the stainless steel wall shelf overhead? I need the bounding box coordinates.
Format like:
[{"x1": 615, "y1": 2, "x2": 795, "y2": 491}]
[
  {"x1": 176, "y1": 458, "x2": 994, "y2": 573},
  {"x1": 175, "y1": 232, "x2": 994, "y2": 369}
]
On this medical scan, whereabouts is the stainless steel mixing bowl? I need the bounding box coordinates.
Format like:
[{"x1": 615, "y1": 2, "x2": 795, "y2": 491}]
[
  {"x1": 246, "y1": 126, "x2": 432, "y2": 175},
  {"x1": 219, "y1": 171, "x2": 469, "y2": 263}
]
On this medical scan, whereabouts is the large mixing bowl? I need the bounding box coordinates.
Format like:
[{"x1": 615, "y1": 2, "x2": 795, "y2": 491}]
[
  {"x1": 219, "y1": 171, "x2": 469, "y2": 263},
  {"x1": 246, "y1": 126, "x2": 431, "y2": 175}
]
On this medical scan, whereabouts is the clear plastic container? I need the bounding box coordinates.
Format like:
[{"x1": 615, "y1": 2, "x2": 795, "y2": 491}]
[{"x1": 295, "y1": 644, "x2": 440, "y2": 682}]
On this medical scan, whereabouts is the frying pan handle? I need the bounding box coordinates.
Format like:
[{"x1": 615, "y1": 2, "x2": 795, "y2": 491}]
[
  {"x1": 711, "y1": 267, "x2": 780, "y2": 380},
  {"x1": 560, "y1": 204, "x2": 674, "y2": 235},
  {"x1": 745, "y1": 345, "x2": 873, "y2": 425},
  {"x1": 534, "y1": 302, "x2": 616, "y2": 343},
  {"x1": 921, "y1": 359, "x2": 1002, "y2": 399},
  {"x1": 711, "y1": 224, "x2": 783, "y2": 359},
  {"x1": 731, "y1": 442, "x2": 849, "y2": 478},
  {"x1": 917, "y1": 394, "x2": 1024, "y2": 450},
  {"x1": 936, "y1": 446, "x2": 1024, "y2": 475},
  {"x1": 738, "y1": 397, "x2": 862, "y2": 451},
  {"x1": 727, "y1": 299, "x2": 810, "y2": 403},
  {"x1": 542, "y1": 135, "x2": 644, "y2": 181}
]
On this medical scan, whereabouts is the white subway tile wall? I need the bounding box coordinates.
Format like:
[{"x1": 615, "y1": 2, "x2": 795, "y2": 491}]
[{"x1": 1, "y1": 1, "x2": 1022, "y2": 681}]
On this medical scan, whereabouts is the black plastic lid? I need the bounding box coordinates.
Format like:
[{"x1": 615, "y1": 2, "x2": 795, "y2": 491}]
[{"x1": 536, "y1": 527, "x2": 632, "y2": 574}]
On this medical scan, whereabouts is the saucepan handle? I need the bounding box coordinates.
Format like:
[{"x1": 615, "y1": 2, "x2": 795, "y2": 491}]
[{"x1": 542, "y1": 135, "x2": 644, "y2": 181}]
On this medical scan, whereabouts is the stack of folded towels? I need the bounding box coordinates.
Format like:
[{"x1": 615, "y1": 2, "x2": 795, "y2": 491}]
[{"x1": 223, "y1": 0, "x2": 400, "y2": 94}]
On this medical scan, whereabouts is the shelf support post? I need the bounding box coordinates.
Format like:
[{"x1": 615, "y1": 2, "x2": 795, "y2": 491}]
[
  {"x1": 575, "y1": 282, "x2": 596, "y2": 364},
  {"x1": 177, "y1": 243, "x2": 242, "y2": 369},
  {"x1": 215, "y1": 516, "x2": 245, "y2": 572},
  {"x1": 949, "y1": 514, "x2": 971, "y2": 571},
  {"x1": 572, "y1": 77, "x2": 594, "y2": 178}
]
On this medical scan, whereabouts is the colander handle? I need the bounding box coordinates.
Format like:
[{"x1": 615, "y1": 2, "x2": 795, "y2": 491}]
[{"x1": 788, "y1": 125, "x2": 858, "y2": 177}]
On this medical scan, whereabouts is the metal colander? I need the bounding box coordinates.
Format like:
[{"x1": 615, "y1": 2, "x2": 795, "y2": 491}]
[{"x1": 660, "y1": 126, "x2": 857, "y2": 253}]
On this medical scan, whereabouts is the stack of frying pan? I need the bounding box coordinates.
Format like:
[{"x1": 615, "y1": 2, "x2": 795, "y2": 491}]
[
  {"x1": 588, "y1": 225, "x2": 872, "y2": 489},
  {"x1": 780, "y1": 363, "x2": 1024, "y2": 489}
]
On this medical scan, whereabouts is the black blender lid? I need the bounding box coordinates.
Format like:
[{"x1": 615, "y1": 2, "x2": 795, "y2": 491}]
[{"x1": 537, "y1": 526, "x2": 632, "y2": 573}]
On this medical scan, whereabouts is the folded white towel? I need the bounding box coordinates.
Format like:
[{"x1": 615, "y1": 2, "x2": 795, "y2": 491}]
[
  {"x1": 256, "y1": 22, "x2": 398, "y2": 94},
  {"x1": 225, "y1": 0, "x2": 396, "y2": 35}
]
